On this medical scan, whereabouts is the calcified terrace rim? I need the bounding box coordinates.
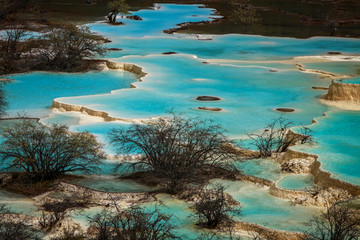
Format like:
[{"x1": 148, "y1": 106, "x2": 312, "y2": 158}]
[
  {"x1": 51, "y1": 60, "x2": 360, "y2": 205},
  {"x1": 52, "y1": 54, "x2": 359, "y2": 122},
  {"x1": 51, "y1": 58, "x2": 360, "y2": 193}
]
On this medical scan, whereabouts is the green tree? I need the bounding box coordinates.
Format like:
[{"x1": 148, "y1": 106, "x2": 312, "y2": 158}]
[
  {"x1": 107, "y1": 0, "x2": 129, "y2": 23},
  {"x1": 0, "y1": 120, "x2": 104, "y2": 181}
]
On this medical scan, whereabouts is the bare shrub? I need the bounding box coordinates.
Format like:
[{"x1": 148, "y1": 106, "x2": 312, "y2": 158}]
[
  {"x1": 109, "y1": 113, "x2": 240, "y2": 194},
  {"x1": 304, "y1": 201, "x2": 360, "y2": 240},
  {"x1": 0, "y1": 120, "x2": 104, "y2": 181},
  {"x1": 248, "y1": 118, "x2": 314, "y2": 157},
  {"x1": 192, "y1": 184, "x2": 241, "y2": 229},
  {"x1": 89, "y1": 206, "x2": 179, "y2": 240}
]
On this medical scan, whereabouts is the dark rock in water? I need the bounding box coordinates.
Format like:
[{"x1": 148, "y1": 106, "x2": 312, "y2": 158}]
[
  {"x1": 269, "y1": 69, "x2": 278, "y2": 72},
  {"x1": 312, "y1": 86, "x2": 329, "y2": 90},
  {"x1": 107, "y1": 48, "x2": 122, "y2": 51},
  {"x1": 127, "y1": 15, "x2": 143, "y2": 20},
  {"x1": 202, "y1": 62, "x2": 209, "y2": 64},
  {"x1": 276, "y1": 108, "x2": 295, "y2": 112},
  {"x1": 196, "y1": 96, "x2": 222, "y2": 101},
  {"x1": 198, "y1": 107, "x2": 222, "y2": 112},
  {"x1": 108, "y1": 22, "x2": 125, "y2": 26},
  {"x1": 162, "y1": 52, "x2": 177, "y2": 55},
  {"x1": 327, "y1": 51, "x2": 342, "y2": 55}
]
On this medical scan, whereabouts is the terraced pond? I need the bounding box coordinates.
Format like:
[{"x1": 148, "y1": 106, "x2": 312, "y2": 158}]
[{"x1": 1, "y1": 3, "x2": 360, "y2": 239}]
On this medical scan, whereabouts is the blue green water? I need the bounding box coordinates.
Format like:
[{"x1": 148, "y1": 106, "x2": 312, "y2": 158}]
[
  {"x1": 1, "y1": 3, "x2": 360, "y2": 235},
  {"x1": 343, "y1": 76, "x2": 360, "y2": 84},
  {"x1": 277, "y1": 174, "x2": 316, "y2": 190},
  {"x1": 3, "y1": 70, "x2": 136, "y2": 117},
  {"x1": 68, "y1": 176, "x2": 158, "y2": 193},
  {"x1": 293, "y1": 110, "x2": 360, "y2": 185},
  {"x1": 213, "y1": 180, "x2": 318, "y2": 232}
]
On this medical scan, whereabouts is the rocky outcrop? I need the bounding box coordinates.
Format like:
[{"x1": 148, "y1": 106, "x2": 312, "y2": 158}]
[
  {"x1": 277, "y1": 149, "x2": 360, "y2": 196},
  {"x1": 163, "y1": 19, "x2": 221, "y2": 34},
  {"x1": 270, "y1": 184, "x2": 351, "y2": 207},
  {"x1": 233, "y1": 221, "x2": 304, "y2": 240},
  {"x1": 324, "y1": 80, "x2": 360, "y2": 101},
  {"x1": 104, "y1": 61, "x2": 147, "y2": 80},
  {"x1": 33, "y1": 182, "x2": 156, "y2": 207},
  {"x1": 280, "y1": 157, "x2": 315, "y2": 174},
  {"x1": 126, "y1": 15, "x2": 142, "y2": 20}
]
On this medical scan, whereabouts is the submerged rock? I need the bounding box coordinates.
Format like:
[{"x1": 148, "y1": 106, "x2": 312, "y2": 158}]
[
  {"x1": 312, "y1": 86, "x2": 329, "y2": 90},
  {"x1": 196, "y1": 96, "x2": 222, "y2": 101},
  {"x1": 275, "y1": 108, "x2": 295, "y2": 112},
  {"x1": 198, "y1": 107, "x2": 222, "y2": 111},
  {"x1": 327, "y1": 51, "x2": 342, "y2": 55},
  {"x1": 107, "y1": 48, "x2": 122, "y2": 51},
  {"x1": 162, "y1": 51, "x2": 177, "y2": 55},
  {"x1": 127, "y1": 15, "x2": 143, "y2": 20}
]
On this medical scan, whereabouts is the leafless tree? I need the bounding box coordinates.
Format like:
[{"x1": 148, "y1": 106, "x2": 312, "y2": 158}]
[
  {"x1": 0, "y1": 28, "x2": 28, "y2": 74},
  {"x1": 298, "y1": 125, "x2": 315, "y2": 145},
  {"x1": 0, "y1": 204, "x2": 40, "y2": 240},
  {"x1": 0, "y1": 120, "x2": 104, "y2": 181},
  {"x1": 304, "y1": 201, "x2": 360, "y2": 240},
  {"x1": 35, "y1": 24, "x2": 106, "y2": 71},
  {"x1": 0, "y1": 0, "x2": 30, "y2": 20},
  {"x1": 109, "y1": 113, "x2": 240, "y2": 194},
  {"x1": 192, "y1": 184, "x2": 241, "y2": 229},
  {"x1": 89, "y1": 206, "x2": 180, "y2": 240},
  {"x1": 49, "y1": 226, "x2": 86, "y2": 240},
  {"x1": 0, "y1": 85, "x2": 7, "y2": 116},
  {"x1": 248, "y1": 118, "x2": 313, "y2": 157},
  {"x1": 39, "y1": 191, "x2": 92, "y2": 232}
]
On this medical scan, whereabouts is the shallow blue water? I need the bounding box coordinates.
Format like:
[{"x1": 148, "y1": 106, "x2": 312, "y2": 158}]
[
  {"x1": 1, "y1": 3, "x2": 360, "y2": 234},
  {"x1": 68, "y1": 176, "x2": 157, "y2": 193},
  {"x1": 212, "y1": 180, "x2": 319, "y2": 232},
  {"x1": 88, "y1": 4, "x2": 220, "y2": 38},
  {"x1": 4, "y1": 70, "x2": 136, "y2": 117},
  {"x1": 343, "y1": 76, "x2": 360, "y2": 84},
  {"x1": 277, "y1": 174, "x2": 316, "y2": 190},
  {"x1": 55, "y1": 54, "x2": 330, "y2": 136},
  {"x1": 236, "y1": 158, "x2": 285, "y2": 181},
  {"x1": 293, "y1": 110, "x2": 360, "y2": 185}
]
